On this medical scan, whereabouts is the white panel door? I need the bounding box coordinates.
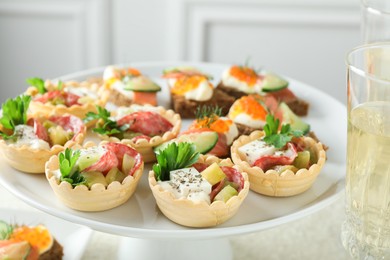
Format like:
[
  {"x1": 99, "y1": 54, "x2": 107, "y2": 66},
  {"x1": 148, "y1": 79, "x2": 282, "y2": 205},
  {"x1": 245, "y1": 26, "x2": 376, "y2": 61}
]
[
  {"x1": 165, "y1": 0, "x2": 361, "y2": 103},
  {"x1": 0, "y1": 0, "x2": 111, "y2": 103}
]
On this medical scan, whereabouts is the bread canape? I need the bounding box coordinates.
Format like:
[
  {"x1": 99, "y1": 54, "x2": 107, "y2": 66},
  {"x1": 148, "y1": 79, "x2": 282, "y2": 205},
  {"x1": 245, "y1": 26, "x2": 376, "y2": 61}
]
[
  {"x1": 162, "y1": 66, "x2": 235, "y2": 118},
  {"x1": 103, "y1": 65, "x2": 161, "y2": 106},
  {"x1": 0, "y1": 95, "x2": 86, "y2": 174},
  {"x1": 216, "y1": 64, "x2": 309, "y2": 116},
  {"x1": 231, "y1": 115, "x2": 326, "y2": 197},
  {"x1": 0, "y1": 220, "x2": 63, "y2": 260},
  {"x1": 149, "y1": 142, "x2": 249, "y2": 227},
  {"x1": 24, "y1": 77, "x2": 109, "y2": 123},
  {"x1": 228, "y1": 94, "x2": 310, "y2": 135},
  {"x1": 45, "y1": 141, "x2": 144, "y2": 211},
  {"x1": 84, "y1": 104, "x2": 181, "y2": 163},
  {"x1": 154, "y1": 105, "x2": 238, "y2": 158}
]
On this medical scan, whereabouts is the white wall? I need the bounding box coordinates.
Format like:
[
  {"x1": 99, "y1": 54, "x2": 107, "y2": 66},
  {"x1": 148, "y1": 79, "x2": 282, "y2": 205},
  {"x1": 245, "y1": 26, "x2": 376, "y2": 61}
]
[{"x1": 0, "y1": 0, "x2": 360, "y2": 104}]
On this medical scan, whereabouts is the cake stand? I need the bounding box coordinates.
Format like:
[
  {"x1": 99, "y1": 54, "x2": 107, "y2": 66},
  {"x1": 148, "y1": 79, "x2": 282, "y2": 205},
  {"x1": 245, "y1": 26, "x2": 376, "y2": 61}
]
[{"x1": 0, "y1": 62, "x2": 347, "y2": 260}]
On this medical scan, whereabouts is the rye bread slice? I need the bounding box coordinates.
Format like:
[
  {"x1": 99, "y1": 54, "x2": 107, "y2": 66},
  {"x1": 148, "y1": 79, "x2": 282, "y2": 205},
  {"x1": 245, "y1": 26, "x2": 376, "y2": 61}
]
[
  {"x1": 108, "y1": 88, "x2": 133, "y2": 107},
  {"x1": 40, "y1": 239, "x2": 64, "y2": 260},
  {"x1": 171, "y1": 89, "x2": 235, "y2": 118}
]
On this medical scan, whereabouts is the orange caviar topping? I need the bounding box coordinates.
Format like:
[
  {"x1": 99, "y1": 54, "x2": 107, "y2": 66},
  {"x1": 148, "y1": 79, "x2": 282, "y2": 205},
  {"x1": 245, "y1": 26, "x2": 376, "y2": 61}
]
[
  {"x1": 10, "y1": 225, "x2": 53, "y2": 254},
  {"x1": 171, "y1": 75, "x2": 212, "y2": 95},
  {"x1": 229, "y1": 65, "x2": 260, "y2": 86},
  {"x1": 209, "y1": 118, "x2": 232, "y2": 133},
  {"x1": 122, "y1": 67, "x2": 141, "y2": 77},
  {"x1": 193, "y1": 117, "x2": 232, "y2": 133},
  {"x1": 229, "y1": 95, "x2": 267, "y2": 120}
]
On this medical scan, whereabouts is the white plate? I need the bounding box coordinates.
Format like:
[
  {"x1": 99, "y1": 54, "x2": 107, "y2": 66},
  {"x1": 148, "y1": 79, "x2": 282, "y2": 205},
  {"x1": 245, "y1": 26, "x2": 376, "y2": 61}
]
[
  {"x1": 0, "y1": 62, "x2": 347, "y2": 239},
  {"x1": 0, "y1": 209, "x2": 93, "y2": 260}
]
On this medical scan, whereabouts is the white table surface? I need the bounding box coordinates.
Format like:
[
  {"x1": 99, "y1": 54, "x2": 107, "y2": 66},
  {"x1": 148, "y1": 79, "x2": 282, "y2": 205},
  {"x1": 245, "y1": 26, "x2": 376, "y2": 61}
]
[{"x1": 0, "y1": 184, "x2": 351, "y2": 260}]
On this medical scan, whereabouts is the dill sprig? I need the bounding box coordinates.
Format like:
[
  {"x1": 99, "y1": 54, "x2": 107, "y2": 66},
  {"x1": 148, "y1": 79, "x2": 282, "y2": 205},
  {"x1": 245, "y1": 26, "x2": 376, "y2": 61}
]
[{"x1": 195, "y1": 105, "x2": 222, "y2": 128}]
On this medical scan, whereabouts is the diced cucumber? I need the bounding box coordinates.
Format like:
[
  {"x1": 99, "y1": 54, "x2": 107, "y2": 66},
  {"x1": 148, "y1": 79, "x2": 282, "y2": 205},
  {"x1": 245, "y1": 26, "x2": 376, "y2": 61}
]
[
  {"x1": 78, "y1": 152, "x2": 101, "y2": 171},
  {"x1": 261, "y1": 73, "x2": 289, "y2": 92},
  {"x1": 154, "y1": 131, "x2": 218, "y2": 154},
  {"x1": 48, "y1": 125, "x2": 73, "y2": 146},
  {"x1": 122, "y1": 153, "x2": 135, "y2": 175},
  {"x1": 201, "y1": 162, "x2": 226, "y2": 186},
  {"x1": 124, "y1": 76, "x2": 161, "y2": 92},
  {"x1": 82, "y1": 171, "x2": 108, "y2": 188},
  {"x1": 105, "y1": 167, "x2": 126, "y2": 184},
  {"x1": 214, "y1": 185, "x2": 238, "y2": 203},
  {"x1": 293, "y1": 151, "x2": 311, "y2": 169},
  {"x1": 279, "y1": 102, "x2": 310, "y2": 134}
]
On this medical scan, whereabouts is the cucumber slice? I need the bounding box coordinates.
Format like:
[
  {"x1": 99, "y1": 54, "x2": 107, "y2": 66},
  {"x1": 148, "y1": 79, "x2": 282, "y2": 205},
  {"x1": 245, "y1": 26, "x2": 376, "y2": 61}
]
[
  {"x1": 78, "y1": 152, "x2": 101, "y2": 171},
  {"x1": 124, "y1": 76, "x2": 161, "y2": 92},
  {"x1": 154, "y1": 131, "x2": 218, "y2": 154},
  {"x1": 279, "y1": 102, "x2": 310, "y2": 134},
  {"x1": 261, "y1": 73, "x2": 288, "y2": 92},
  {"x1": 214, "y1": 185, "x2": 238, "y2": 203}
]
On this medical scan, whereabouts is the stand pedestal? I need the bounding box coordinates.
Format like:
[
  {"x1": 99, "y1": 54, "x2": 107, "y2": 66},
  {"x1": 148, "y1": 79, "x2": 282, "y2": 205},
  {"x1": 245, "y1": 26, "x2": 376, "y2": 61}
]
[{"x1": 117, "y1": 237, "x2": 233, "y2": 260}]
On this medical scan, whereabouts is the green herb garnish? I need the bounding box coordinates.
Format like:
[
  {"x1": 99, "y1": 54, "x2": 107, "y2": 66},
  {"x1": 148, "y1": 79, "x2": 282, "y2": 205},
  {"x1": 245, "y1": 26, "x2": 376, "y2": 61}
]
[
  {"x1": 263, "y1": 114, "x2": 303, "y2": 149},
  {"x1": 0, "y1": 95, "x2": 31, "y2": 140},
  {"x1": 195, "y1": 105, "x2": 222, "y2": 127},
  {"x1": 83, "y1": 106, "x2": 129, "y2": 136},
  {"x1": 59, "y1": 148, "x2": 85, "y2": 186},
  {"x1": 0, "y1": 220, "x2": 13, "y2": 240},
  {"x1": 57, "y1": 80, "x2": 63, "y2": 90},
  {"x1": 26, "y1": 77, "x2": 46, "y2": 94},
  {"x1": 153, "y1": 142, "x2": 199, "y2": 181}
]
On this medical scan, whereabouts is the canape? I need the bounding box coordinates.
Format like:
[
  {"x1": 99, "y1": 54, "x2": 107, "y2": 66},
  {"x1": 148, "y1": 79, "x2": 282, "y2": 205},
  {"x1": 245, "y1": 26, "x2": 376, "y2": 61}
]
[
  {"x1": 0, "y1": 95, "x2": 86, "y2": 173},
  {"x1": 84, "y1": 104, "x2": 181, "y2": 163},
  {"x1": 149, "y1": 142, "x2": 249, "y2": 227},
  {"x1": 0, "y1": 220, "x2": 63, "y2": 260},
  {"x1": 230, "y1": 115, "x2": 326, "y2": 197},
  {"x1": 162, "y1": 66, "x2": 235, "y2": 118},
  {"x1": 103, "y1": 65, "x2": 161, "y2": 106},
  {"x1": 216, "y1": 64, "x2": 309, "y2": 116},
  {"x1": 25, "y1": 77, "x2": 110, "y2": 122},
  {"x1": 227, "y1": 94, "x2": 310, "y2": 136},
  {"x1": 45, "y1": 141, "x2": 144, "y2": 211},
  {"x1": 155, "y1": 106, "x2": 239, "y2": 158}
]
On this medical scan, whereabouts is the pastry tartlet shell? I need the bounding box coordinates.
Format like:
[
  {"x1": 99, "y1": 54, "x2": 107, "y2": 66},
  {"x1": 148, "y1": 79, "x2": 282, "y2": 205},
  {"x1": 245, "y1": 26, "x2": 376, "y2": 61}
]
[
  {"x1": 45, "y1": 141, "x2": 144, "y2": 212},
  {"x1": 231, "y1": 130, "x2": 326, "y2": 197},
  {"x1": 0, "y1": 115, "x2": 86, "y2": 174},
  {"x1": 97, "y1": 105, "x2": 181, "y2": 163},
  {"x1": 148, "y1": 155, "x2": 250, "y2": 227},
  {"x1": 25, "y1": 79, "x2": 109, "y2": 126}
]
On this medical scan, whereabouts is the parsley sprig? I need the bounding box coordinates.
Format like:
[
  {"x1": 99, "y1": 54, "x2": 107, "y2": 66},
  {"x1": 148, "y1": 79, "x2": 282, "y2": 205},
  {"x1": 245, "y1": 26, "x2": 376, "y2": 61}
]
[
  {"x1": 0, "y1": 220, "x2": 13, "y2": 240},
  {"x1": 59, "y1": 148, "x2": 85, "y2": 186},
  {"x1": 26, "y1": 77, "x2": 63, "y2": 93},
  {"x1": 84, "y1": 106, "x2": 129, "y2": 136},
  {"x1": 26, "y1": 77, "x2": 46, "y2": 94},
  {"x1": 0, "y1": 95, "x2": 31, "y2": 140},
  {"x1": 153, "y1": 142, "x2": 199, "y2": 181},
  {"x1": 263, "y1": 115, "x2": 303, "y2": 149}
]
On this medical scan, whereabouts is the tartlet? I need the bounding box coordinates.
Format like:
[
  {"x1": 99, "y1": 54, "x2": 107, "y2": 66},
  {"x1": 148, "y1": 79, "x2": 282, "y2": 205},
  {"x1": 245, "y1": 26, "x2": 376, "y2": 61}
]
[
  {"x1": 148, "y1": 154, "x2": 250, "y2": 227},
  {"x1": 88, "y1": 104, "x2": 181, "y2": 163},
  {"x1": 0, "y1": 105, "x2": 86, "y2": 174},
  {"x1": 25, "y1": 78, "x2": 110, "y2": 122},
  {"x1": 45, "y1": 141, "x2": 144, "y2": 211},
  {"x1": 231, "y1": 130, "x2": 326, "y2": 197}
]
